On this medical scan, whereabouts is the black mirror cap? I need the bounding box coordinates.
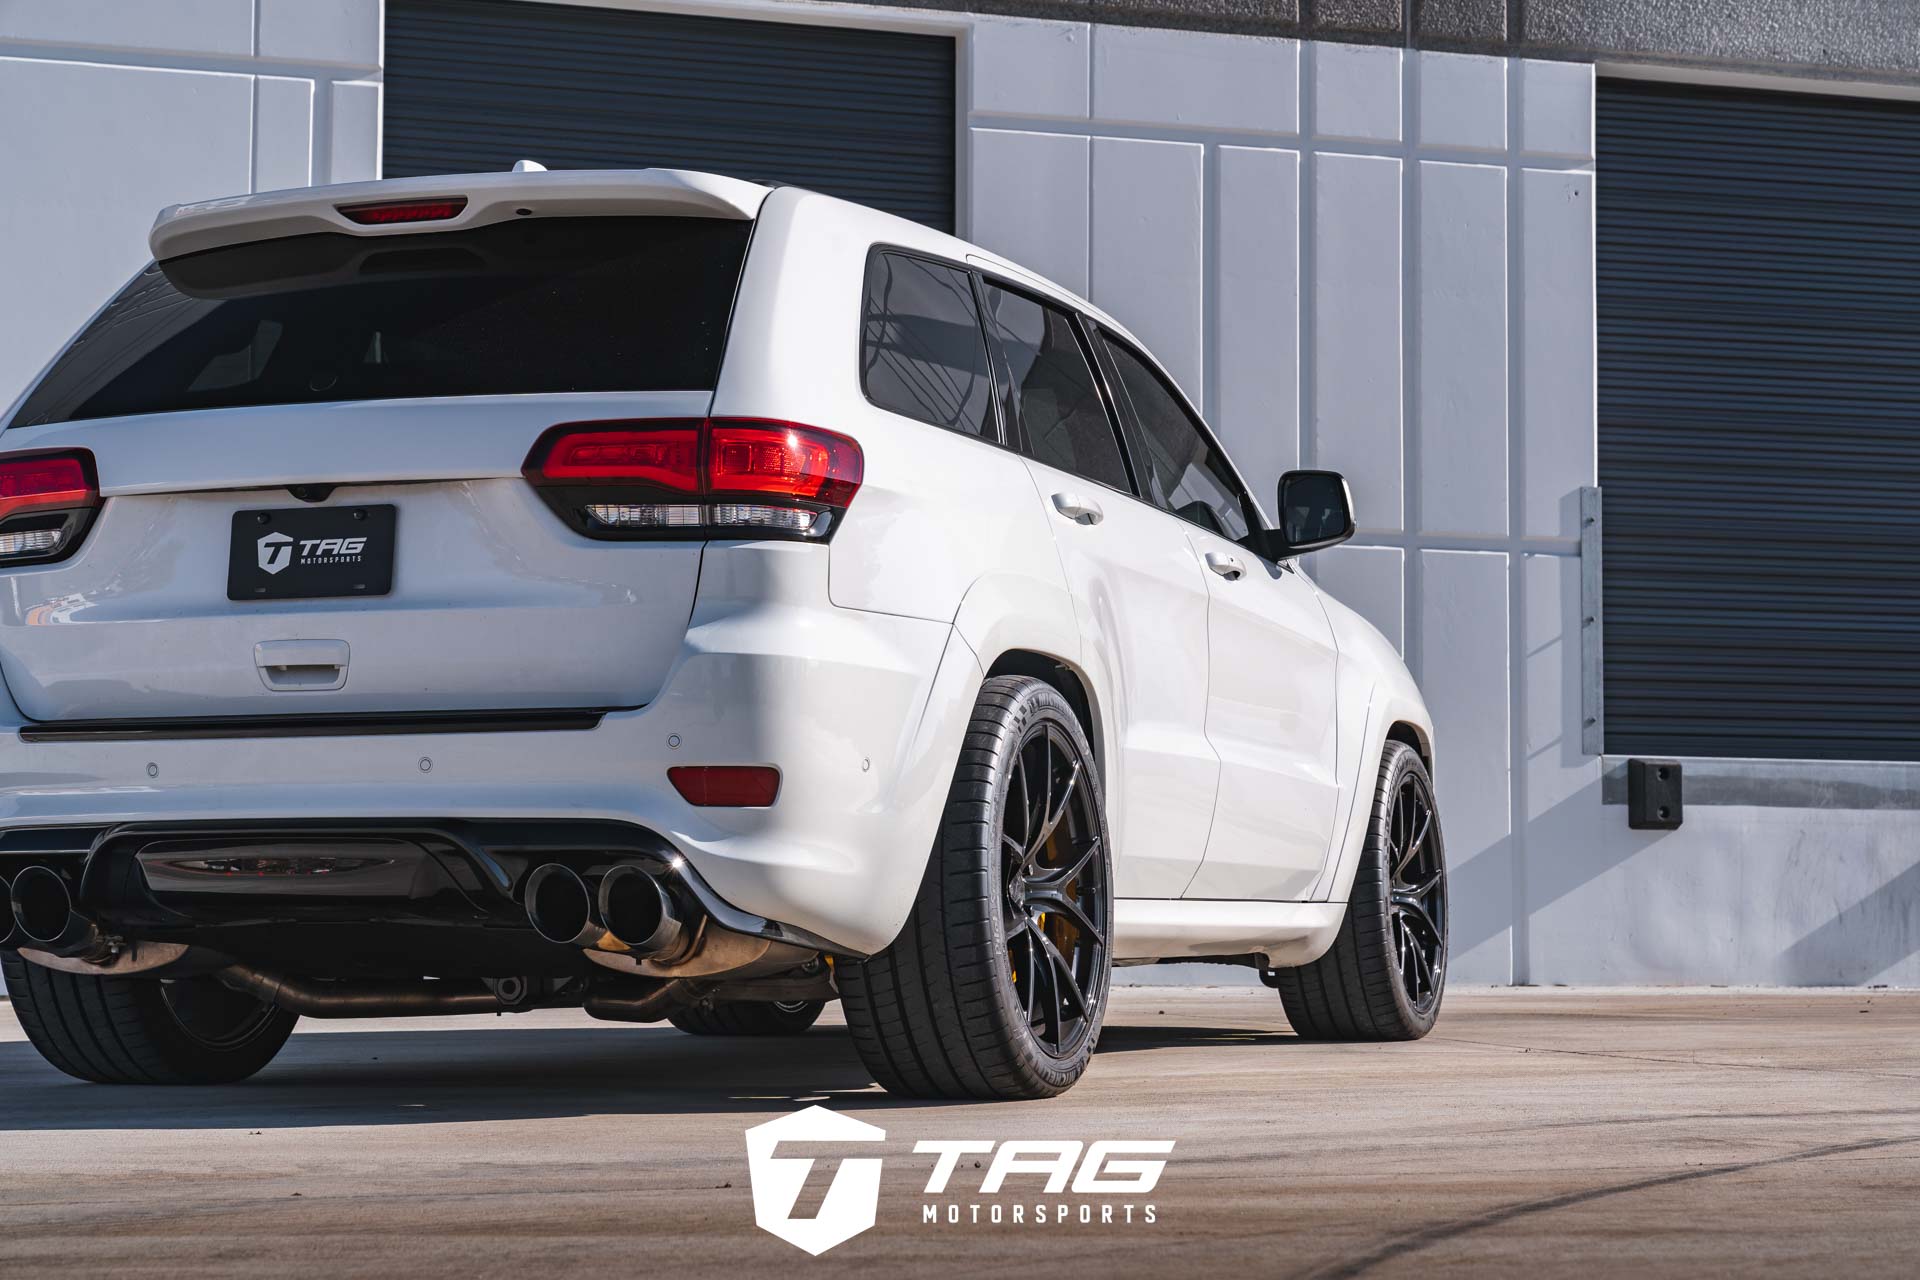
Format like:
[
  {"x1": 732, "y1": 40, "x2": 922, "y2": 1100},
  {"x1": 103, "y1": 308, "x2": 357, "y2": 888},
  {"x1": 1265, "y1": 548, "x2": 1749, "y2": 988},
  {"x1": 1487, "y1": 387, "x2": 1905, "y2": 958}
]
[{"x1": 1253, "y1": 469, "x2": 1355, "y2": 559}]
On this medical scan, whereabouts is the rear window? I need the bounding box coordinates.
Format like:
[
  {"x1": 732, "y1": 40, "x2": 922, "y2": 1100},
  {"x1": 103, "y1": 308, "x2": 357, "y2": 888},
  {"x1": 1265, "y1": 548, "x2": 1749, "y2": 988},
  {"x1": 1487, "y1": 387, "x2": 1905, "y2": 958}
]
[{"x1": 8, "y1": 216, "x2": 751, "y2": 428}]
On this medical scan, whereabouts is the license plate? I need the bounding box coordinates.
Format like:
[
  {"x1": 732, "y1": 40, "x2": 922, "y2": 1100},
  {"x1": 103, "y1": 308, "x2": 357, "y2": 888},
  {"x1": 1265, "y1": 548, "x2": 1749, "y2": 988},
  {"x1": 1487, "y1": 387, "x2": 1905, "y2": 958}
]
[{"x1": 228, "y1": 505, "x2": 397, "y2": 601}]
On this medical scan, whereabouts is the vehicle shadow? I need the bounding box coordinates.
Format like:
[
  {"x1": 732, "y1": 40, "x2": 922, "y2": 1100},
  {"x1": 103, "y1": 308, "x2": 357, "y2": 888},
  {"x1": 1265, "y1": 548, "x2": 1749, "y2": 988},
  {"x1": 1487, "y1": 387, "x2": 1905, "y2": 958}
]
[{"x1": 0, "y1": 1017, "x2": 1306, "y2": 1132}]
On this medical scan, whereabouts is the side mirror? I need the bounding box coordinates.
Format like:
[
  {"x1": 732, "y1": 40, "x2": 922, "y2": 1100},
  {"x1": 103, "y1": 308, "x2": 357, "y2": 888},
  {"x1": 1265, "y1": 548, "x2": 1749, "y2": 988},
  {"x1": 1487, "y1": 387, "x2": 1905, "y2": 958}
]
[{"x1": 1247, "y1": 470, "x2": 1355, "y2": 560}]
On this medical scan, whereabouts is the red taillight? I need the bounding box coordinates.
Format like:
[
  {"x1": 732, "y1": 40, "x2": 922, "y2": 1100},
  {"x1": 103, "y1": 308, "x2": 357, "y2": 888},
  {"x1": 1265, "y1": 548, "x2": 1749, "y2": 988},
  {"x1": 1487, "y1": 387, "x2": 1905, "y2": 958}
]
[
  {"x1": 536, "y1": 425, "x2": 702, "y2": 490},
  {"x1": 0, "y1": 453, "x2": 95, "y2": 523},
  {"x1": 337, "y1": 197, "x2": 468, "y2": 225},
  {"x1": 669, "y1": 766, "x2": 781, "y2": 808},
  {"x1": 525, "y1": 418, "x2": 862, "y2": 541},
  {"x1": 0, "y1": 450, "x2": 99, "y2": 565},
  {"x1": 709, "y1": 421, "x2": 863, "y2": 506}
]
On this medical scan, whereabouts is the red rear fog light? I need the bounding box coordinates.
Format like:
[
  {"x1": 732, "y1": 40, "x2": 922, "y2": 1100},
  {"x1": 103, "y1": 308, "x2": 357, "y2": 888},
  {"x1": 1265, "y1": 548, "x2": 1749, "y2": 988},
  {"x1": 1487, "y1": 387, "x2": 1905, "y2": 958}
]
[{"x1": 669, "y1": 766, "x2": 781, "y2": 808}]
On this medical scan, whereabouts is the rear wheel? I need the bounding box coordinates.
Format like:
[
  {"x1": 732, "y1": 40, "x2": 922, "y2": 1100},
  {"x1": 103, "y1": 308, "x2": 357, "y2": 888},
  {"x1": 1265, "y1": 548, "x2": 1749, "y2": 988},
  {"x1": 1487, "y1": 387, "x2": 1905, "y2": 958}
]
[
  {"x1": 1272, "y1": 741, "x2": 1447, "y2": 1040},
  {"x1": 1, "y1": 954, "x2": 296, "y2": 1084},
  {"x1": 668, "y1": 999, "x2": 824, "y2": 1036},
  {"x1": 841, "y1": 676, "x2": 1112, "y2": 1099}
]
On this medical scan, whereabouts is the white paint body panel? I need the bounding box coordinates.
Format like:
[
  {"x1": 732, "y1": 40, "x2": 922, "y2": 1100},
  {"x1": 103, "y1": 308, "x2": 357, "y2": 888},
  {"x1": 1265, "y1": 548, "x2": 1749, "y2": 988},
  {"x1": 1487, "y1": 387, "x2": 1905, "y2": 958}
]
[{"x1": 0, "y1": 167, "x2": 1437, "y2": 964}]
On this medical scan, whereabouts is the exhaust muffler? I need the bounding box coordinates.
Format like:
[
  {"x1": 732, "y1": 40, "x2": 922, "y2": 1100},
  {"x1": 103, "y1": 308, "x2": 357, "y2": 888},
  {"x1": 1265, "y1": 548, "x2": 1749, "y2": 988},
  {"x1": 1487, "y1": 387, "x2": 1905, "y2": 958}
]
[{"x1": 523, "y1": 862, "x2": 685, "y2": 958}]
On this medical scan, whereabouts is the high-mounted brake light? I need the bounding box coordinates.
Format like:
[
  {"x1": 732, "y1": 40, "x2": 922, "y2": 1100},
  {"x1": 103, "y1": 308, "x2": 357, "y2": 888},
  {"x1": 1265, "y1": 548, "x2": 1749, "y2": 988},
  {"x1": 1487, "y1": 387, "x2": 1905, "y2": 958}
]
[
  {"x1": 524, "y1": 419, "x2": 862, "y2": 542},
  {"x1": 0, "y1": 451, "x2": 100, "y2": 566},
  {"x1": 336, "y1": 197, "x2": 468, "y2": 226}
]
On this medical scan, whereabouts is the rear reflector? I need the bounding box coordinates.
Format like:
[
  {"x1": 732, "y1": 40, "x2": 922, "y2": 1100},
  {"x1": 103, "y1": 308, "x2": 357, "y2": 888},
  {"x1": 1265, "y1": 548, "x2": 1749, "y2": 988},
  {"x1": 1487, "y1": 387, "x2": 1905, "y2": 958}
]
[
  {"x1": 337, "y1": 197, "x2": 469, "y2": 226},
  {"x1": 668, "y1": 766, "x2": 781, "y2": 808}
]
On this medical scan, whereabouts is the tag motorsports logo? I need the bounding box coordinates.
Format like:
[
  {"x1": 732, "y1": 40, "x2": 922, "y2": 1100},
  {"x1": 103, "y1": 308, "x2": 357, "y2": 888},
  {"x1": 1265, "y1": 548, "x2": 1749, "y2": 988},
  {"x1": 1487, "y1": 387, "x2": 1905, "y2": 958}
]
[
  {"x1": 256, "y1": 530, "x2": 368, "y2": 576},
  {"x1": 744, "y1": 1105, "x2": 1173, "y2": 1256}
]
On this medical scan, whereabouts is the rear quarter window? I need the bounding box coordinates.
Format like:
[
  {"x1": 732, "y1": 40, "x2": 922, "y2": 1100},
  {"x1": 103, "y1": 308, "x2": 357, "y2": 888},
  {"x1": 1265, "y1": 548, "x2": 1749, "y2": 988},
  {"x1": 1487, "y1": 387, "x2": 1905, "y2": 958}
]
[
  {"x1": 859, "y1": 250, "x2": 996, "y2": 438},
  {"x1": 8, "y1": 216, "x2": 751, "y2": 428}
]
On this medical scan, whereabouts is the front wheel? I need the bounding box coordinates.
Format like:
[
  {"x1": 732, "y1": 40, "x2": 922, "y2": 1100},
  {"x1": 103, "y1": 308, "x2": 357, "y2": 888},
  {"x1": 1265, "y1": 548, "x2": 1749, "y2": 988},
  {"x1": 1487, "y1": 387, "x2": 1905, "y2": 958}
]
[
  {"x1": 1271, "y1": 740, "x2": 1447, "y2": 1040},
  {"x1": 841, "y1": 676, "x2": 1113, "y2": 1099},
  {"x1": 2, "y1": 954, "x2": 297, "y2": 1084}
]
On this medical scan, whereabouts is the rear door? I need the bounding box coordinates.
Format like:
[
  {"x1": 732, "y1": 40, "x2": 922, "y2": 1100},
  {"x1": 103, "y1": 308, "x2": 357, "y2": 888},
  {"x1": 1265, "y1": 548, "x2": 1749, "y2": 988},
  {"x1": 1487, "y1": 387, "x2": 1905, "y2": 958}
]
[
  {"x1": 0, "y1": 214, "x2": 749, "y2": 721},
  {"x1": 977, "y1": 280, "x2": 1219, "y2": 899},
  {"x1": 1094, "y1": 332, "x2": 1341, "y2": 901}
]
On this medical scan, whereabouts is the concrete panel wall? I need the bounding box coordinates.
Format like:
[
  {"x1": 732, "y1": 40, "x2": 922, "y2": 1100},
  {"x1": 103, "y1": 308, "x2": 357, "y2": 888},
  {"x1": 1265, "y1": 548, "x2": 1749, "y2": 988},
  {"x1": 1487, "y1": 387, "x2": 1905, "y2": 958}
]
[
  {"x1": 0, "y1": 1, "x2": 383, "y2": 411},
  {"x1": 966, "y1": 25, "x2": 1600, "y2": 984}
]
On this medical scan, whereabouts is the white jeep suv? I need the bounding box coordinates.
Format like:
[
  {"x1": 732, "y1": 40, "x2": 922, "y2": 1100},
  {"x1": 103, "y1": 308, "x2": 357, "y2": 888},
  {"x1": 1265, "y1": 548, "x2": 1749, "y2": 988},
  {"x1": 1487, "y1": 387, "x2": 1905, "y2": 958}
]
[{"x1": 0, "y1": 169, "x2": 1445, "y2": 1099}]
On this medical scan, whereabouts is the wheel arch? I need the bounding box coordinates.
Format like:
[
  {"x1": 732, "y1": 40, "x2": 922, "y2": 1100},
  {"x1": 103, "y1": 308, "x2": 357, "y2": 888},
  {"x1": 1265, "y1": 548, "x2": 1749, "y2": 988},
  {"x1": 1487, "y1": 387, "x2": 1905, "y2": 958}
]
[{"x1": 982, "y1": 649, "x2": 1103, "y2": 778}]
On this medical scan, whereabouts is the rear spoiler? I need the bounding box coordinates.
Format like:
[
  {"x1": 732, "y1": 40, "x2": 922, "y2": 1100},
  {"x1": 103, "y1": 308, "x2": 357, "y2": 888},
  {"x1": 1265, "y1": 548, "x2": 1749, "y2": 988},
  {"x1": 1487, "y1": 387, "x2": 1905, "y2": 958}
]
[{"x1": 150, "y1": 168, "x2": 771, "y2": 261}]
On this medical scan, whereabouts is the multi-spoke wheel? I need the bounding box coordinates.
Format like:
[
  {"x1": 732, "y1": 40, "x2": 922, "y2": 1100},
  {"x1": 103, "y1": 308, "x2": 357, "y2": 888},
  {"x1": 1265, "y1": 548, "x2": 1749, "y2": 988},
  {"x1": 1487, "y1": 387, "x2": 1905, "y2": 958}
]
[
  {"x1": 1, "y1": 955, "x2": 297, "y2": 1084},
  {"x1": 1271, "y1": 740, "x2": 1448, "y2": 1040},
  {"x1": 1002, "y1": 718, "x2": 1109, "y2": 1060},
  {"x1": 841, "y1": 675, "x2": 1113, "y2": 1099}
]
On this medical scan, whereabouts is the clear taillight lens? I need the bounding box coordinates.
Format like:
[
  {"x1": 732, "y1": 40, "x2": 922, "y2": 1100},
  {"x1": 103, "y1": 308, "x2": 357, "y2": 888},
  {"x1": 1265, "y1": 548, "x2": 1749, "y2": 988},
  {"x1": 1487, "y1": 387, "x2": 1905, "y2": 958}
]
[{"x1": 525, "y1": 419, "x2": 862, "y2": 541}]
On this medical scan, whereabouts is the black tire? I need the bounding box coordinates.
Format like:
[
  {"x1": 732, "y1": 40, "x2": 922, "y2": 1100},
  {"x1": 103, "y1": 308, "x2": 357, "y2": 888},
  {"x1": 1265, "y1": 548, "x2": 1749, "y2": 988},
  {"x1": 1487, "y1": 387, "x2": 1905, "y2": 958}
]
[
  {"x1": 668, "y1": 999, "x2": 824, "y2": 1036},
  {"x1": 840, "y1": 675, "x2": 1113, "y2": 1100},
  {"x1": 1, "y1": 954, "x2": 297, "y2": 1085},
  {"x1": 1273, "y1": 741, "x2": 1447, "y2": 1041}
]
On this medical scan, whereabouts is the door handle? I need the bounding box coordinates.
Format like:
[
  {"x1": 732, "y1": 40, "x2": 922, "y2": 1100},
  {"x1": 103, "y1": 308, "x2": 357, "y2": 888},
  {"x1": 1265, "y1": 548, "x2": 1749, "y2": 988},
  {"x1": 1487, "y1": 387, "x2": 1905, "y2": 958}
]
[
  {"x1": 1049, "y1": 492, "x2": 1104, "y2": 525},
  {"x1": 1204, "y1": 551, "x2": 1245, "y2": 581},
  {"x1": 255, "y1": 639, "x2": 349, "y2": 691}
]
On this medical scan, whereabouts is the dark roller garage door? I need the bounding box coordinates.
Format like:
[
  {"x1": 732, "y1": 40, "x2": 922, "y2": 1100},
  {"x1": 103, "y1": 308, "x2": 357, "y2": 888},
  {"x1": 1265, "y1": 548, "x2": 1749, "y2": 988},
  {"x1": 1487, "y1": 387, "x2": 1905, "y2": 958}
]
[
  {"x1": 385, "y1": 0, "x2": 956, "y2": 231},
  {"x1": 1597, "y1": 80, "x2": 1920, "y2": 762}
]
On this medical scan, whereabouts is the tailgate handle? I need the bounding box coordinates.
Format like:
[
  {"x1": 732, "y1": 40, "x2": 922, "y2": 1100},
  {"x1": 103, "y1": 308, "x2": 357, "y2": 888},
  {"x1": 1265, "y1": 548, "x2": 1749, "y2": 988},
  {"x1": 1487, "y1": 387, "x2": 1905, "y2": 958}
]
[{"x1": 255, "y1": 640, "x2": 349, "y2": 692}]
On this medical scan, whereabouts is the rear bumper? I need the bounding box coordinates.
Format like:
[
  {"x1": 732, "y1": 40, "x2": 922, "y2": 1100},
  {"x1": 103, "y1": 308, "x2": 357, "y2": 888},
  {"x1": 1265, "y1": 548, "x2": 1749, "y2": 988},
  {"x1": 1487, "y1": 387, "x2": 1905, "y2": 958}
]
[{"x1": 0, "y1": 562, "x2": 982, "y2": 957}]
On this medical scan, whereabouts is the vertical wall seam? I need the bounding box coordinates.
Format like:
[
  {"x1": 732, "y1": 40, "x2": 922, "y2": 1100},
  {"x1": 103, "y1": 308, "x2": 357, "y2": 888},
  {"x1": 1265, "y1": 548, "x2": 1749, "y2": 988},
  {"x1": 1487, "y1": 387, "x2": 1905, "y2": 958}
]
[
  {"x1": 1403, "y1": 50, "x2": 1422, "y2": 684},
  {"x1": 1507, "y1": 54, "x2": 1530, "y2": 986},
  {"x1": 1202, "y1": 140, "x2": 1219, "y2": 422},
  {"x1": 1300, "y1": 41, "x2": 1318, "y2": 475}
]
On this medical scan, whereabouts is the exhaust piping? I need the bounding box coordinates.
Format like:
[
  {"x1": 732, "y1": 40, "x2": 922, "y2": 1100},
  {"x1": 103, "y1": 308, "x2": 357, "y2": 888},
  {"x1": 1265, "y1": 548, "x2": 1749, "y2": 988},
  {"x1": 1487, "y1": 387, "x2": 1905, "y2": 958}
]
[
  {"x1": 8, "y1": 866, "x2": 107, "y2": 961},
  {"x1": 523, "y1": 862, "x2": 686, "y2": 957},
  {"x1": 216, "y1": 964, "x2": 523, "y2": 1018}
]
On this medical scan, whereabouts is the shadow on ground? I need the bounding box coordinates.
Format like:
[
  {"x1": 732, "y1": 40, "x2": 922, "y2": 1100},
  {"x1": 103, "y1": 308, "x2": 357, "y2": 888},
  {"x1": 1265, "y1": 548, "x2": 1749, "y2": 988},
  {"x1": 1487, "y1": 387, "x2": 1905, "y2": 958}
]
[{"x1": 0, "y1": 1018, "x2": 1304, "y2": 1132}]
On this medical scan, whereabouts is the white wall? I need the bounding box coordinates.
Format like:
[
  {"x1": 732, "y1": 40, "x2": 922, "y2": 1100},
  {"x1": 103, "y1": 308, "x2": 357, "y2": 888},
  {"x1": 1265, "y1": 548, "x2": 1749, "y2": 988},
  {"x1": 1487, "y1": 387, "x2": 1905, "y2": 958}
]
[
  {"x1": 964, "y1": 21, "x2": 1599, "y2": 985},
  {"x1": 0, "y1": 0, "x2": 383, "y2": 409}
]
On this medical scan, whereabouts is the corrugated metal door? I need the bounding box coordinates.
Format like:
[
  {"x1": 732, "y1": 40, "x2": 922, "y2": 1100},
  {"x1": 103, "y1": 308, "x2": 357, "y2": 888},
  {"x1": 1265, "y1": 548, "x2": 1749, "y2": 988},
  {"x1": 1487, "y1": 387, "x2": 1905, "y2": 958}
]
[
  {"x1": 385, "y1": 0, "x2": 956, "y2": 231},
  {"x1": 1597, "y1": 79, "x2": 1920, "y2": 762}
]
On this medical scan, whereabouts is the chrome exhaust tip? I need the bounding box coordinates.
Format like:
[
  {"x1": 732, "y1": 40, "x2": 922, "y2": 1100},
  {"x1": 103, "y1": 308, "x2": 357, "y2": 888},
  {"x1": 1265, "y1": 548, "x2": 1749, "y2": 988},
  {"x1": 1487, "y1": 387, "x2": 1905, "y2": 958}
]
[
  {"x1": 598, "y1": 864, "x2": 684, "y2": 957},
  {"x1": 523, "y1": 863, "x2": 604, "y2": 948},
  {"x1": 9, "y1": 865, "x2": 101, "y2": 956}
]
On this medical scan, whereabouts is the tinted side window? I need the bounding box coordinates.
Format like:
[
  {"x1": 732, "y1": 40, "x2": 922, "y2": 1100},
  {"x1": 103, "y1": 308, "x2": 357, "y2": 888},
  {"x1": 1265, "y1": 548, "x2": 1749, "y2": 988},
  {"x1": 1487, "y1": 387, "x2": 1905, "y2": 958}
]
[
  {"x1": 860, "y1": 252, "x2": 996, "y2": 437},
  {"x1": 979, "y1": 284, "x2": 1129, "y2": 491},
  {"x1": 1103, "y1": 337, "x2": 1252, "y2": 541}
]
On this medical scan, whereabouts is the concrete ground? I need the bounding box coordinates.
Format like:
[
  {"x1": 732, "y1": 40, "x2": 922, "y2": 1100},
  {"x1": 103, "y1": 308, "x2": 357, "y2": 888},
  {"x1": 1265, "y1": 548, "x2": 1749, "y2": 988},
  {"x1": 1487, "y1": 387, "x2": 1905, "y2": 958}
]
[{"x1": 1, "y1": 987, "x2": 1916, "y2": 1278}]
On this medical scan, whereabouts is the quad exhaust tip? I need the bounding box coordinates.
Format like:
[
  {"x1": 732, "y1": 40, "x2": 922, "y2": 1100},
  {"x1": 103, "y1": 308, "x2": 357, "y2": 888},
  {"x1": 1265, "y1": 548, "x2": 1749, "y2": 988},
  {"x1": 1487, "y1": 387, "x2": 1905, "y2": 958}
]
[
  {"x1": 8, "y1": 865, "x2": 97, "y2": 954},
  {"x1": 522, "y1": 861, "x2": 684, "y2": 957}
]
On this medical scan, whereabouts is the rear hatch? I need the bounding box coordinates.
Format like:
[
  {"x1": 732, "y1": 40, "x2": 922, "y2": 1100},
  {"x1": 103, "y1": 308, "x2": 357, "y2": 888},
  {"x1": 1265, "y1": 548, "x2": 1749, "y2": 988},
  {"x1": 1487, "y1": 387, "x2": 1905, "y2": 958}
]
[{"x1": 0, "y1": 185, "x2": 757, "y2": 722}]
